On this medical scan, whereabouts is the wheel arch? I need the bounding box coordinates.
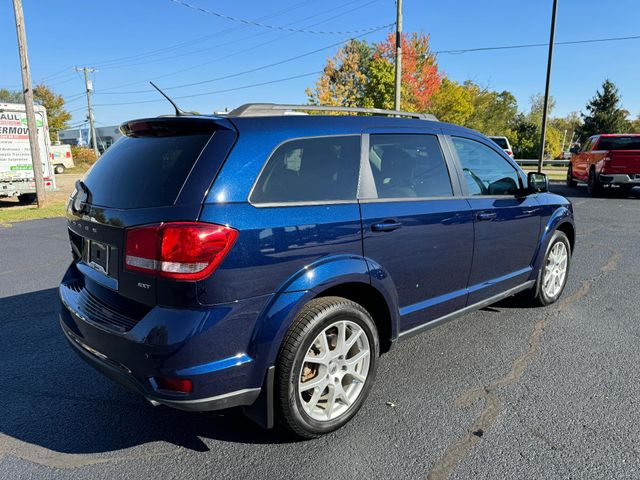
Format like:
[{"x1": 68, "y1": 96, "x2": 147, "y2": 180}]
[
  {"x1": 248, "y1": 255, "x2": 400, "y2": 383},
  {"x1": 532, "y1": 207, "x2": 575, "y2": 275}
]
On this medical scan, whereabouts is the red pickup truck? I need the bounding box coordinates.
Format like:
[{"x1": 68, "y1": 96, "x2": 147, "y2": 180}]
[{"x1": 567, "y1": 134, "x2": 640, "y2": 196}]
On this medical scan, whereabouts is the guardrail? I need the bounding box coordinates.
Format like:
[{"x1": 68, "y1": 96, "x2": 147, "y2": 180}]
[{"x1": 515, "y1": 159, "x2": 570, "y2": 167}]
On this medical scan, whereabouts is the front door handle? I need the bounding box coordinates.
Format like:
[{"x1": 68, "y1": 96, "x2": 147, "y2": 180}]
[
  {"x1": 476, "y1": 212, "x2": 497, "y2": 221},
  {"x1": 371, "y1": 220, "x2": 403, "y2": 232}
]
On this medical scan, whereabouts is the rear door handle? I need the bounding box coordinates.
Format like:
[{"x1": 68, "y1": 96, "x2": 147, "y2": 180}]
[
  {"x1": 476, "y1": 212, "x2": 497, "y2": 221},
  {"x1": 371, "y1": 220, "x2": 403, "y2": 232}
]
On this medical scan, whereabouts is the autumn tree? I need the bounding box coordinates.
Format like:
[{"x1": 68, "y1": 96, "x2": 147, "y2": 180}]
[
  {"x1": 306, "y1": 39, "x2": 371, "y2": 108},
  {"x1": 367, "y1": 32, "x2": 441, "y2": 111},
  {"x1": 307, "y1": 32, "x2": 442, "y2": 112},
  {"x1": 578, "y1": 79, "x2": 630, "y2": 139}
]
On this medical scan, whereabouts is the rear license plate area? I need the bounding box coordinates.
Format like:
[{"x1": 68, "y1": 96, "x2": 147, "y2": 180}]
[{"x1": 89, "y1": 240, "x2": 109, "y2": 275}]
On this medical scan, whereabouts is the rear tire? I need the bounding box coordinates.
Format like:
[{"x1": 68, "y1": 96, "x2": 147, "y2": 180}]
[
  {"x1": 17, "y1": 193, "x2": 37, "y2": 205},
  {"x1": 587, "y1": 168, "x2": 602, "y2": 197},
  {"x1": 566, "y1": 165, "x2": 577, "y2": 187},
  {"x1": 54, "y1": 164, "x2": 65, "y2": 174},
  {"x1": 275, "y1": 296, "x2": 379, "y2": 438}
]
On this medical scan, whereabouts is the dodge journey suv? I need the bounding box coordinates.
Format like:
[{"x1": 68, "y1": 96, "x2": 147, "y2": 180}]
[{"x1": 60, "y1": 104, "x2": 575, "y2": 438}]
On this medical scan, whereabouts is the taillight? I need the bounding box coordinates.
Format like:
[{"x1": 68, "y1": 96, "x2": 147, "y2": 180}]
[
  {"x1": 125, "y1": 222, "x2": 238, "y2": 281},
  {"x1": 506, "y1": 150, "x2": 513, "y2": 157}
]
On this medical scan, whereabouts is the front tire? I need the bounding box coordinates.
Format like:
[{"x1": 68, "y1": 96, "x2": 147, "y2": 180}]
[
  {"x1": 54, "y1": 164, "x2": 65, "y2": 174},
  {"x1": 275, "y1": 296, "x2": 379, "y2": 438},
  {"x1": 530, "y1": 230, "x2": 571, "y2": 306}
]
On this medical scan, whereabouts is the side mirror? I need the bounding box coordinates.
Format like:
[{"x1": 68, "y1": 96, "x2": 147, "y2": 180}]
[
  {"x1": 527, "y1": 172, "x2": 549, "y2": 193},
  {"x1": 569, "y1": 146, "x2": 579, "y2": 154}
]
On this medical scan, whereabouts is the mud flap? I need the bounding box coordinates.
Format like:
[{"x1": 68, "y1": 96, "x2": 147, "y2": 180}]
[{"x1": 242, "y1": 366, "x2": 275, "y2": 429}]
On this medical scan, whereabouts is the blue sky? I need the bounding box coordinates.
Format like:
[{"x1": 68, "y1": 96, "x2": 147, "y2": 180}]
[{"x1": 1, "y1": 0, "x2": 639, "y2": 127}]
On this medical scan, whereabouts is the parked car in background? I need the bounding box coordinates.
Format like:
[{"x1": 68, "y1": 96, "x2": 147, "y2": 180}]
[
  {"x1": 50, "y1": 144, "x2": 74, "y2": 174},
  {"x1": 488, "y1": 136, "x2": 514, "y2": 157},
  {"x1": 60, "y1": 104, "x2": 575, "y2": 438},
  {"x1": 567, "y1": 134, "x2": 640, "y2": 196}
]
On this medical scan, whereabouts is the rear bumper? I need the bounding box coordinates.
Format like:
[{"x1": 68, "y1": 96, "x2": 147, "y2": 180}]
[
  {"x1": 61, "y1": 323, "x2": 260, "y2": 411},
  {"x1": 599, "y1": 173, "x2": 640, "y2": 185},
  {"x1": 59, "y1": 265, "x2": 273, "y2": 411}
]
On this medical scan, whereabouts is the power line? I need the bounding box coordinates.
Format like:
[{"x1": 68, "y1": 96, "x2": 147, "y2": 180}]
[
  {"x1": 434, "y1": 33, "x2": 640, "y2": 55},
  {"x1": 95, "y1": 23, "x2": 392, "y2": 96},
  {"x1": 93, "y1": 70, "x2": 322, "y2": 107},
  {"x1": 94, "y1": 0, "x2": 380, "y2": 73},
  {"x1": 96, "y1": 0, "x2": 381, "y2": 93},
  {"x1": 170, "y1": 0, "x2": 391, "y2": 35},
  {"x1": 89, "y1": 0, "x2": 318, "y2": 69}
]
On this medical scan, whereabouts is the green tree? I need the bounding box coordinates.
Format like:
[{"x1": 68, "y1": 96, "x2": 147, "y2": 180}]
[
  {"x1": 509, "y1": 95, "x2": 563, "y2": 159},
  {"x1": 578, "y1": 79, "x2": 630, "y2": 139},
  {"x1": 0, "y1": 85, "x2": 71, "y2": 141},
  {"x1": 428, "y1": 78, "x2": 474, "y2": 125},
  {"x1": 630, "y1": 115, "x2": 640, "y2": 133},
  {"x1": 33, "y1": 84, "x2": 71, "y2": 140},
  {"x1": 464, "y1": 83, "x2": 518, "y2": 135},
  {"x1": 0, "y1": 88, "x2": 24, "y2": 103}
]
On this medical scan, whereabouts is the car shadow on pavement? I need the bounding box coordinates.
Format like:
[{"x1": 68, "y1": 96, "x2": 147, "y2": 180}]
[
  {"x1": 0, "y1": 288, "x2": 297, "y2": 456},
  {"x1": 550, "y1": 183, "x2": 639, "y2": 199}
]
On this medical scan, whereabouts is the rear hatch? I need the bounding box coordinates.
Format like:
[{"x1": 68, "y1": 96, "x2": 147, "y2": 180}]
[
  {"x1": 599, "y1": 136, "x2": 640, "y2": 173},
  {"x1": 65, "y1": 116, "x2": 237, "y2": 320}
]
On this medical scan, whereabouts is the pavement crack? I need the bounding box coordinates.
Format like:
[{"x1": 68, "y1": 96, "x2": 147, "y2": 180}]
[{"x1": 426, "y1": 252, "x2": 611, "y2": 480}]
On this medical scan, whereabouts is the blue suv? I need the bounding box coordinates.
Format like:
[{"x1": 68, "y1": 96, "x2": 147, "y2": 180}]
[{"x1": 60, "y1": 104, "x2": 574, "y2": 438}]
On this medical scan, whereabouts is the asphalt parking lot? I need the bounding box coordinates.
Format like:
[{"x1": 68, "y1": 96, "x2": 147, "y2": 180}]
[{"x1": 1, "y1": 184, "x2": 639, "y2": 480}]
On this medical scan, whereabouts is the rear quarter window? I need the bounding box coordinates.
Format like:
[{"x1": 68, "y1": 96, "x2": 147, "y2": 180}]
[{"x1": 250, "y1": 135, "x2": 360, "y2": 204}]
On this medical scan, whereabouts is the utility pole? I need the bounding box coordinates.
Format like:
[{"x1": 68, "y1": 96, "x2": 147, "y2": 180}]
[
  {"x1": 394, "y1": 0, "x2": 402, "y2": 111},
  {"x1": 12, "y1": 0, "x2": 46, "y2": 207},
  {"x1": 76, "y1": 66, "x2": 99, "y2": 159},
  {"x1": 538, "y1": 0, "x2": 558, "y2": 173}
]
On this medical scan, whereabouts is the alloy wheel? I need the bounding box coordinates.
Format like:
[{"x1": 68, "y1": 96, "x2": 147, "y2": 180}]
[
  {"x1": 298, "y1": 320, "x2": 370, "y2": 421},
  {"x1": 542, "y1": 241, "x2": 568, "y2": 298}
]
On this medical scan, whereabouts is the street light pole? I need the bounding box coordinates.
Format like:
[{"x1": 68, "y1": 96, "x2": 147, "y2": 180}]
[
  {"x1": 538, "y1": 0, "x2": 559, "y2": 173},
  {"x1": 394, "y1": 0, "x2": 402, "y2": 111},
  {"x1": 12, "y1": 0, "x2": 46, "y2": 208}
]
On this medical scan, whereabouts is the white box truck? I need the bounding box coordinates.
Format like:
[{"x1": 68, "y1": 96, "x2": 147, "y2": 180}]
[{"x1": 0, "y1": 102, "x2": 56, "y2": 204}]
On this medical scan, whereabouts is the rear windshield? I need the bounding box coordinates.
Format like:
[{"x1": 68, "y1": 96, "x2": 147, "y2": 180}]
[
  {"x1": 83, "y1": 120, "x2": 215, "y2": 209},
  {"x1": 597, "y1": 137, "x2": 640, "y2": 151},
  {"x1": 490, "y1": 137, "x2": 509, "y2": 149}
]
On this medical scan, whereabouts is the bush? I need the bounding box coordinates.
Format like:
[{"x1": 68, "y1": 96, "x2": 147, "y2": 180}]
[{"x1": 70, "y1": 147, "x2": 97, "y2": 166}]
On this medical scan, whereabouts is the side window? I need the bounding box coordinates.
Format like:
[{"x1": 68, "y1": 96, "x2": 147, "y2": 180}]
[
  {"x1": 250, "y1": 135, "x2": 360, "y2": 204},
  {"x1": 368, "y1": 134, "x2": 453, "y2": 198},
  {"x1": 452, "y1": 137, "x2": 521, "y2": 196},
  {"x1": 582, "y1": 137, "x2": 594, "y2": 152}
]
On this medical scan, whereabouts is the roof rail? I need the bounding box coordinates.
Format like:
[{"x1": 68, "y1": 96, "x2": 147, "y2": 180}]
[{"x1": 226, "y1": 103, "x2": 438, "y2": 121}]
